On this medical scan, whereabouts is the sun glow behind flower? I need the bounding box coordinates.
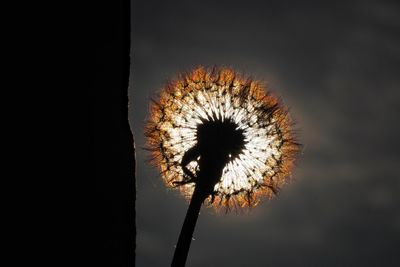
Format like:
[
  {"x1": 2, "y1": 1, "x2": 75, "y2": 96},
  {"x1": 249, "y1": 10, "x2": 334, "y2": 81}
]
[{"x1": 146, "y1": 67, "x2": 300, "y2": 208}]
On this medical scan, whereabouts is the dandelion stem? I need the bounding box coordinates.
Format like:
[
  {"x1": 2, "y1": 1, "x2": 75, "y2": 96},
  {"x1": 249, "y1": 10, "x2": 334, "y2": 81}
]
[{"x1": 171, "y1": 185, "x2": 207, "y2": 267}]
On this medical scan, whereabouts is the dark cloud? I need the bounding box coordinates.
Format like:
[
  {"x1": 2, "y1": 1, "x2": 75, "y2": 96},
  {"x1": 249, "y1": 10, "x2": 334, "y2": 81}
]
[{"x1": 129, "y1": 0, "x2": 400, "y2": 266}]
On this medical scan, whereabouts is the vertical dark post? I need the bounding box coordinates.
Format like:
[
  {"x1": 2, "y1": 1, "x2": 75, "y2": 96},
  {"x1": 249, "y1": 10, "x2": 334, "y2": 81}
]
[
  {"x1": 171, "y1": 187, "x2": 207, "y2": 267},
  {"x1": 91, "y1": 0, "x2": 135, "y2": 266}
]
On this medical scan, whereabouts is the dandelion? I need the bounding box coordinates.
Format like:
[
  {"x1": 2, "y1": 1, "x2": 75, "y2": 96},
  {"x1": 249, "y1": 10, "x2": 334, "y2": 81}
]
[{"x1": 145, "y1": 66, "x2": 300, "y2": 266}]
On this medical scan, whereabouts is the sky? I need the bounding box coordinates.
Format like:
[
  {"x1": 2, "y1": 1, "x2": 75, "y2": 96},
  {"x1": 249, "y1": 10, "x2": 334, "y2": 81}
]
[{"x1": 129, "y1": 1, "x2": 400, "y2": 266}]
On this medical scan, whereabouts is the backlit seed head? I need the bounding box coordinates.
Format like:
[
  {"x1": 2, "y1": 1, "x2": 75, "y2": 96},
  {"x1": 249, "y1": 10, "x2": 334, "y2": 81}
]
[{"x1": 145, "y1": 66, "x2": 300, "y2": 209}]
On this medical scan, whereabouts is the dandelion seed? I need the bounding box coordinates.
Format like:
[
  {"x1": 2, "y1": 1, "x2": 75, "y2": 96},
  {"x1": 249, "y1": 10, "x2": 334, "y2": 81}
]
[
  {"x1": 146, "y1": 66, "x2": 300, "y2": 208},
  {"x1": 145, "y1": 66, "x2": 301, "y2": 267}
]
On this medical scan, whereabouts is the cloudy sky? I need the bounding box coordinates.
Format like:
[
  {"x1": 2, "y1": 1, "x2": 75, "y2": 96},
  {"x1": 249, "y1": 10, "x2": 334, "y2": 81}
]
[{"x1": 129, "y1": 1, "x2": 400, "y2": 266}]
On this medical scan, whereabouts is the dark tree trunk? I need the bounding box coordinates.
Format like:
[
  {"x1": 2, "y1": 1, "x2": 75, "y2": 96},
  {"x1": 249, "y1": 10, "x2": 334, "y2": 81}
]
[{"x1": 91, "y1": 1, "x2": 135, "y2": 266}]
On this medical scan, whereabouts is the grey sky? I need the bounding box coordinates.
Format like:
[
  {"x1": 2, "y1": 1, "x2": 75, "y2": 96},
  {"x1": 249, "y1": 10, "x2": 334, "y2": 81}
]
[{"x1": 129, "y1": 1, "x2": 400, "y2": 266}]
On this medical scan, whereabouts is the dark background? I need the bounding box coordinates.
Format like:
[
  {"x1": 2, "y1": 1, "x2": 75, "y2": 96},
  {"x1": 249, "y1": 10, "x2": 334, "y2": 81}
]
[{"x1": 130, "y1": 0, "x2": 400, "y2": 266}]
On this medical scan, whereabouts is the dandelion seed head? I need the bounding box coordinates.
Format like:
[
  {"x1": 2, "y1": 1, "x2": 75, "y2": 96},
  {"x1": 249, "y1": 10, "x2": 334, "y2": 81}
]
[{"x1": 145, "y1": 66, "x2": 300, "y2": 208}]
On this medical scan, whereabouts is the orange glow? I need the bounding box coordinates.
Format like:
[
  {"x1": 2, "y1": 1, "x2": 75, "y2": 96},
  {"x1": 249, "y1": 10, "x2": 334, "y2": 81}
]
[{"x1": 145, "y1": 66, "x2": 300, "y2": 209}]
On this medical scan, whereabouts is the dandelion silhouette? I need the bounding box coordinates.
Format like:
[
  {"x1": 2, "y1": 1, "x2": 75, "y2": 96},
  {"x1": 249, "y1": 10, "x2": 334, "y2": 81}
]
[{"x1": 145, "y1": 67, "x2": 300, "y2": 266}]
